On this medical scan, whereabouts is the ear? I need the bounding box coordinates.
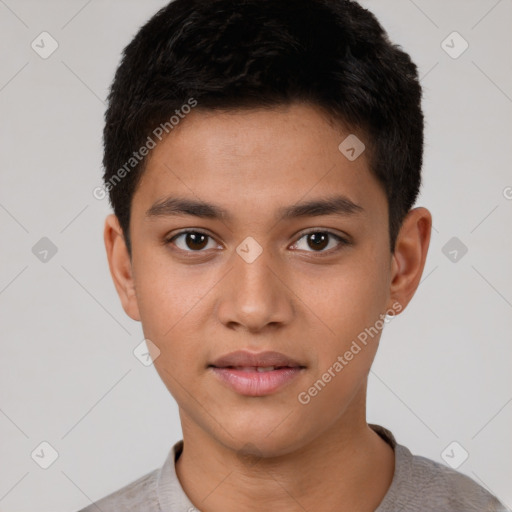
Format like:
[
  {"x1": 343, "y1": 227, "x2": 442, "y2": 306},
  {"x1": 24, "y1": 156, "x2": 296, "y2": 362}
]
[
  {"x1": 386, "y1": 207, "x2": 432, "y2": 314},
  {"x1": 103, "y1": 214, "x2": 141, "y2": 322}
]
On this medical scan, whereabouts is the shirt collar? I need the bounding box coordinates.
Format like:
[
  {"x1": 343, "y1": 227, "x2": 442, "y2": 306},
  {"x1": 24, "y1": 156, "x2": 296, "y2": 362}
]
[{"x1": 157, "y1": 424, "x2": 406, "y2": 511}]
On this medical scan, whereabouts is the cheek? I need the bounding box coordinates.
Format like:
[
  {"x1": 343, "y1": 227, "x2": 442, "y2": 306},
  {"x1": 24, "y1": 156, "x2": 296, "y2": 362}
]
[
  {"x1": 297, "y1": 257, "x2": 388, "y2": 343},
  {"x1": 295, "y1": 255, "x2": 389, "y2": 398},
  {"x1": 142, "y1": 292, "x2": 205, "y2": 405},
  {"x1": 133, "y1": 253, "x2": 206, "y2": 336},
  {"x1": 132, "y1": 267, "x2": 205, "y2": 380}
]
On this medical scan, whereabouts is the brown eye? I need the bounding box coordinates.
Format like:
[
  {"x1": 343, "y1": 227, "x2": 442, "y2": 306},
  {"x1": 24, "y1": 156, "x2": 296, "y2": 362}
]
[
  {"x1": 306, "y1": 232, "x2": 329, "y2": 251},
  {"x1": 169, "y1": 231, "x2": 216, "y2": 251},
  {"x1": 292, "y1": 230, "x2": 348, "y2": 253}
]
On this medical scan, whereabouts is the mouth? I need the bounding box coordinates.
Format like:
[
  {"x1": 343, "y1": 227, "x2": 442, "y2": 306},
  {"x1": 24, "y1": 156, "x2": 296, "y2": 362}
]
[
  {"x1": 209, "y1": 365, "x2": 301, "y2": 372},
  {"x1": 208, "y1": 349, "x2": 305, "y2": 370},
  {"x1": 208, "y1": 366, "x2": 305, "y2": 396},
  {"x1": 207, "y1": 350, "x2": 306, "y2": 396}
]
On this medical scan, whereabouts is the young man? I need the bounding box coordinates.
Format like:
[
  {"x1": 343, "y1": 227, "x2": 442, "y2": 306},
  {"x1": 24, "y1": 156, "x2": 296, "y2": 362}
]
[{"x1": 79, "y1": 0, "x2": 507, "y2": 510}]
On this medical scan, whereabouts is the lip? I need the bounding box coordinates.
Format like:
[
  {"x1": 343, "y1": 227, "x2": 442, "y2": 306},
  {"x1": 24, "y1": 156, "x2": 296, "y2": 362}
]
[
  {"x1": 209, "y1": 350, "x2": 305, "y2": 369},
  {"x1": 208, "y1": 350, "x2": 306, "y2": 397}
]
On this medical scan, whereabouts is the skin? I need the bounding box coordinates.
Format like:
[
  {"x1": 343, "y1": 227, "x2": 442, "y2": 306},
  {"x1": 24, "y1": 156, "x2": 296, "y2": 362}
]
[{"x1": 104, "y1": 102, "x2": 432, "y2": 512}]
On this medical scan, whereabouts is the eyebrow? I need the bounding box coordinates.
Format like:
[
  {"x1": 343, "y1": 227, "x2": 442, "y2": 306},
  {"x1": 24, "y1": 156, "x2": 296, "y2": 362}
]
[{"x1": 145, "y1": 195, "x2": 364, "y2": 221}]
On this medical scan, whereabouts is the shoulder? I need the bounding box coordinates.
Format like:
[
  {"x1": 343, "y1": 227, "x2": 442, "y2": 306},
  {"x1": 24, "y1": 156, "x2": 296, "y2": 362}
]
[
  {"x1": 369, "y1": 425, "x2": 507, "y2": 512},
  {"x1": 75, "y1": 468, "x2": 160, "y2": 512},
  {"x1": 386, "y1": 443, "x2": 508, "y2": 512}
]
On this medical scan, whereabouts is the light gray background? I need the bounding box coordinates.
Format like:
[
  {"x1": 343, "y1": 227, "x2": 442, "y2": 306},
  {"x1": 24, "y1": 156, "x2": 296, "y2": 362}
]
[{"x1": 1, "y1": 1, "x2": 511, "y2": 510}]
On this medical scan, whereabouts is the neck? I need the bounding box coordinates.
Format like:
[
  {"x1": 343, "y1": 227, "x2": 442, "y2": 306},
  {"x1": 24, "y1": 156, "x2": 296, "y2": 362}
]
[{"x1": 175, "y1": 386, "x2": 395, "y2": 512}]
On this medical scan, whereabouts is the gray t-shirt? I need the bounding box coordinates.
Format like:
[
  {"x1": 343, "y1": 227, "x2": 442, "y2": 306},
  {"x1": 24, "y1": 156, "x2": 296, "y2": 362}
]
[{"x1": 76, "y1": 424, "x2": 508, "y2": 511}]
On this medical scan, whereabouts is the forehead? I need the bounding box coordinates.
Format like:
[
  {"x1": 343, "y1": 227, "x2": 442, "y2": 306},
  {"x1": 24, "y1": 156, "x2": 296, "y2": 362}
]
[{"x1": 132, "y1": 103, "x2": 386, "y2": 224}]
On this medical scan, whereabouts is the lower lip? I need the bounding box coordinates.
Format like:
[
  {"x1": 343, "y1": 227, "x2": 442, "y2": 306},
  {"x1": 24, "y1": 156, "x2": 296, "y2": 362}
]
[{"x1": 209, "y1": 367, "x2": 304, "y2": 396}]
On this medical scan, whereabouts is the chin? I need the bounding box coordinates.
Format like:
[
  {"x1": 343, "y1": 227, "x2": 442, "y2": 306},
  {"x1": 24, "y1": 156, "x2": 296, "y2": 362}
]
[
  {"x1": 217, "y1": 416, "x2": 313, "y2": 459},
  {"x1": 236, "y1": 433, "x2": 314, "y2": 461}
]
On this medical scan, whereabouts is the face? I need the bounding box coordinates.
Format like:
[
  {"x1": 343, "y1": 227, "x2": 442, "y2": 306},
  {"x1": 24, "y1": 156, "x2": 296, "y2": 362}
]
[{"x1": 105, "y1": 102, "x2": 431, "y2": 457}]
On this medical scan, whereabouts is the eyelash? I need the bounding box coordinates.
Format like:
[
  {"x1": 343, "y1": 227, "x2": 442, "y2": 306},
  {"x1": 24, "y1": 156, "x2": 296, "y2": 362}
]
[{"x1": 164, "y1": 228, "x2": 350, "y2": 256}]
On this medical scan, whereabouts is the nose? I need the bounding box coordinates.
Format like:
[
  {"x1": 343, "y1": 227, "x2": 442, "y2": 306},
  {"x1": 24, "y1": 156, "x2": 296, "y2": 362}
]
[{"x1": 215, "y1": 243, "x2": 294, "y2": 333}]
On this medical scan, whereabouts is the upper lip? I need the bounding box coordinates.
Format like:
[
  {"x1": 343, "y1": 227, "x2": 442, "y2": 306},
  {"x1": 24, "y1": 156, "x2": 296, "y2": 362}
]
[{"x1": 209, "y1": 350, "x2": 305, "y2": 368}]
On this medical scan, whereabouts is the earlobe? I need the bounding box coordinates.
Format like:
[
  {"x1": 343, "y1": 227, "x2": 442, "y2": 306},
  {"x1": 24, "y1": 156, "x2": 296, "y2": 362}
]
[
  {"x1": 387, "y1": 207, "x2": 432, "y2": 313},
  {"x1": 103, "y1": 214, "x2": 141, "y2": 322}
]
